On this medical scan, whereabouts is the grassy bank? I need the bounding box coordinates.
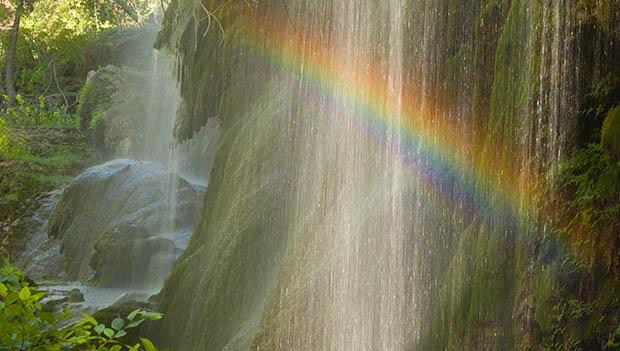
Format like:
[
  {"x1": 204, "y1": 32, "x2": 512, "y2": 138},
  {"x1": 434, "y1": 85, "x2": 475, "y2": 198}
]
[{"x1": 0, "y1": 125, "x2": 97, "y2": 258}]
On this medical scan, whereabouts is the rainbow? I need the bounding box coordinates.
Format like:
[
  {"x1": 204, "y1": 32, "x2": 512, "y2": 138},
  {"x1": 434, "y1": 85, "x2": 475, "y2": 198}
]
[{"x1": 219, "y1": 10, "x2": 548, "y2": 233}]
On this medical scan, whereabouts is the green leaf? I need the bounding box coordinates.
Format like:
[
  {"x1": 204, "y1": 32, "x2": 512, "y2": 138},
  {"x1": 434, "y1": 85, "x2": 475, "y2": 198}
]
[
  {"x1": 111, "y1": 317, "x2": 124, "y2": 331},
  {"x1": 103, "y1": 328, "x2": 115, "y2": 338},
  {"x1": 125, "y1": 318, "x2": 145, "y2": 329},
  {"x1": 5, "y1": 303, "x2": 23, "y2": 317},
  {"x1": 141, "y1": 311, "x2": 163, "y2": 320},
  {"x1": 141, "y1": 338, "x2": 156, "y2": 351},
  {"x1": 31, "y1": 292, "x2": 45, "y2": 301},
  {"x1": 82, "y1": 312, "x2": 98, "y2": 325},
  {"x1": 127, "y1": 309, "x2": 140, "y2": 321},
  {"x1": 110, "y1": 345, "x2": 122, "y2": 351},
  {"x1": 0, "y1": 281, "x2": 7, "y2": 296},
  {"x1": 94, "y1": 323, "x2": 105, "y2": 334},
  {"x1": 18, "y1": 286, "x2": 31, "y2": 301},
  {"x1": 114, "y1": 330, "x2": 127, "y2": 338}
]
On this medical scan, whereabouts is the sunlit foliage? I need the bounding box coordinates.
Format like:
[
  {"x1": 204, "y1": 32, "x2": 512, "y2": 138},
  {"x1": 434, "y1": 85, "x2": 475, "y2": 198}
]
[
  {"x1": 0, "y1": 261, "x2": 164, "y2": 351},
  {"x1": 0, "y1": 0, "x2": 154, "y2": 99}
]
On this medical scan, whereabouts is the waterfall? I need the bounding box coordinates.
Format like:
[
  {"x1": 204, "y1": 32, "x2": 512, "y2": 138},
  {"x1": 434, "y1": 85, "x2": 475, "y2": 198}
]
[
  {"x1": 14, "y1": 19, "x2": 219, "y2": 308},
  {"x1": 8, "y1": 0, "x2": 613, "y2": 349},
  {"x1": 138, "y1": 0, "x2": 619, "y2": 349},
  {"x1": 143, "y1": 48, "x2": 179, "y2": 167}
]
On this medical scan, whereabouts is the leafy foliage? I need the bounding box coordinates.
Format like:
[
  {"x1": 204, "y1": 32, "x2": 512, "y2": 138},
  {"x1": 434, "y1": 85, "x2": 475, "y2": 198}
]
[
  {"x1": 606, "y1": 325, "x2": 620, "y2": 351},
  {"x1": 578, "y1": 75, "x2": 620, "y2": 143},
  {"x1": 0, "y1": 117, "x2": 26, "y2": 155},
  {"x1": 1, "y1": 95, "x2": 78, "y2": 127},
  {"x1": 16, "y1": 0, "x2": 100, "y2": 95},
  {"x1": 80, "y1": 0, "x2": 154, "y2": 27},
  {"x1": 0, "y1": 261, "x2": 164, "y2": 350},
  {"x1": 1, "y1": 0, "x2": 154, "y2": 101},
  {"x1": 556, "y1": 144, "x2": 620, "y2": 271}
]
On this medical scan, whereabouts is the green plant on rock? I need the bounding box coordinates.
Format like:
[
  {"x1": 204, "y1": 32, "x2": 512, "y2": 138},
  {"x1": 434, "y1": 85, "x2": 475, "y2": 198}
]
[
  {"x1": 0, "y1": 260, "x2": 164, "y2": 351},
  {"x1": 556, "y1": 143, "x2": 620, "y2": 271},
  {"x1": 549, "y1": 299, "x2": 594, "y2": 348},
  {"x1": 76, "y1": 77, "x2": 112, "y2": 130},
  {"x1": 578, "y1": 75, "x2": 620, "y2": 143}
]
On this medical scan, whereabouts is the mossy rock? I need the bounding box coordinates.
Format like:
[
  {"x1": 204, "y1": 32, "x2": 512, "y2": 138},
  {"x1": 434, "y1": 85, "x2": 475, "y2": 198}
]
[
  {"x1": 601, "y1": 105, "x2": 620, "y2": 159},
  {"x1": 77, "y1": 70, "x2": 115, "y2": 130}
]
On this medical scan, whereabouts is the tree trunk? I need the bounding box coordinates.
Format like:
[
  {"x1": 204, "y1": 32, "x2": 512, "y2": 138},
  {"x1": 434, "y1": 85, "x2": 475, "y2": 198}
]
[
  {"x1": 5, "y1": 4, "x2": 23, "y2": 107},
  {"x1": 0, "y1": 63, "x2": 4, "y2": 100}
]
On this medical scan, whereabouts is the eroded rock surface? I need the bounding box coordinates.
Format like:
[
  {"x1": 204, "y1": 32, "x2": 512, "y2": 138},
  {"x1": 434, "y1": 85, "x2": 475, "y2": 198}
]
[{"x1": 47, "y1": 159, "x2": 202, "y2": 288}]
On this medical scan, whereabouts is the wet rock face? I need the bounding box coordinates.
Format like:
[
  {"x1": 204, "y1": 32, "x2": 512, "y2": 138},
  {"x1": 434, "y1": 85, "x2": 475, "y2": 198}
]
[
  {"x1": 91, "y1": 223, "x2": 182, "y2": 289},
  {"x1": 14, "y1": 190, "x2": 65, "y2": 279},
  {"x1": 48, "y1": 159, "x2": 202, "y2": 287},
  {"x1": 152, "y1": 0, "x2": 619, "y2": 349}
]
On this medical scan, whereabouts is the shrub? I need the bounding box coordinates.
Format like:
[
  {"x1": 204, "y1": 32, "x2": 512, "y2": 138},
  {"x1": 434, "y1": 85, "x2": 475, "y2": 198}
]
[
  {"x1": 0, "y1": 261, "x2": 163, "y2": 351},
  {"x1": 0, "y1": 118, "x2": 26, "y2": 155},
  {"x1": 0, "y1": 95, "x2": 78, "y2": 128}
]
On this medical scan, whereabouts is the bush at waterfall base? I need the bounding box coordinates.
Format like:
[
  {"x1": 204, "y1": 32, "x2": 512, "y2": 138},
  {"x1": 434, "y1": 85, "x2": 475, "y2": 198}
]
[{"x1": 0, "y1": 261, "x2": 164, "y2": 351}]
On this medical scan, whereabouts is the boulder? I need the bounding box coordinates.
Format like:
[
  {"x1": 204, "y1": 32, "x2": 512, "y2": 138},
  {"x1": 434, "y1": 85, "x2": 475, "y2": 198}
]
[
  {"x1": 67, "y1": 288, "x2": 85, "y2": 303},
  {"x1": 48, "y1": 159, "x2": 202, "y2": 287},
  {"x1": 91, "y1": 223, "x2": 181, "y2": 289}
]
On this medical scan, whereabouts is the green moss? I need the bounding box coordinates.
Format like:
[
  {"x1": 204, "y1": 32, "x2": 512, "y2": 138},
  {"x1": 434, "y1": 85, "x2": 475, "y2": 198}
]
[
  {"x1": 601, "y1": 105, "x2": 620, "y2": 159},
  {"x1": 533, "y1": 268, "x2": 555, "y2": 332},
  {"x1": 76, "y1": 76, "x2": 112, "y2": 130},
  {"x1": 90, "y1": 104, "x2": 107, "y2": 130},
  {"x1": 76, "y1": 79, "x2": 95, "y2": 120},
  {"x1": 415, "y1": 219, "x2": 517, "y2": 351}
]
